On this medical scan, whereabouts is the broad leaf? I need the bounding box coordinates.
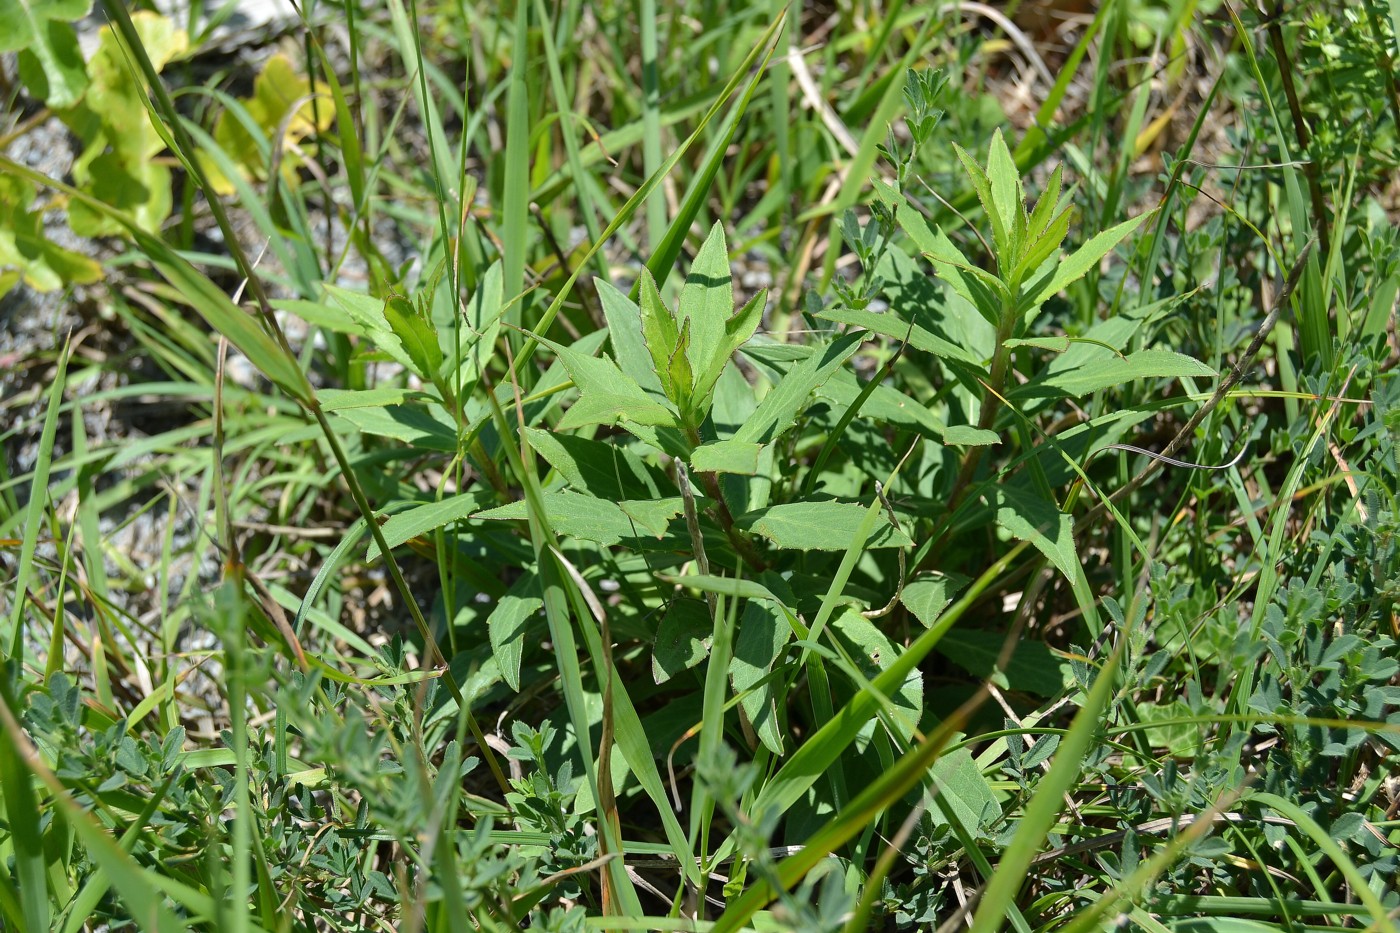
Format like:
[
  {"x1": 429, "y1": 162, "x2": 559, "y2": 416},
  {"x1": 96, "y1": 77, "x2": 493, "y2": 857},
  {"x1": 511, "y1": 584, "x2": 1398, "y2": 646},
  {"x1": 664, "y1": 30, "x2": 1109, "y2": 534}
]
[
  {"x1": 652, "y1": 599, "x2": 712, "y2": 683},
  {"x1": 0, "y1": 175, "x2": 101, "y2": 293},
  {"x1": 733, "y1": 331, "x2": 863, "y2": 445},
  {"x1": 1027, "y1": 209, "x2": 1157, "y2": 309},
  {"x1": 730, "y1": 575, "x2": 798, "y2": 754},
  {"x1": 332, "y1": 403, "x2": 457, "y2": 451},
  {"x1": 476, "y1": 491, "x2": 685, "y2": 546},
  {"x1": 2, "y1": 0, "x2": 91, "y2": 108},
  {"x1": 991, "y1": 485, "x2": 1078, "y2": 582},
  {"x1": 382, "y1": 294, "x2": 444, "y2": 382},
  {"x1": 676, "y1": 221, "x2": 732, "y2": 384},
  {"x1": 831, "y1": 609, "x2": 922, "y2": 747},
  {"x1": 690, "y1": 439, "x2": 763, "y2": 475},
  {"x1": 366, "y1": 492, "x2": 488, "y2": 561},
  {"x1": 536, "y1": 335, "x2": 682, "y2": 433},
  {"x1": 489, "y1": 577, "x2": 543, "y2": 691},
  {"x1": 597, "y1": 277, "x2": 665, "y2": 394},
  {"x1": 736, "y1": 501, "x2": 913, "y2": 551},
  {"x1": 934, "y1": 629, "x2": 1068, "y2": 697},
  {"x1": 524, "y1": 427, "x2": 664, "y2": 500},
  {"x1": 1014, "y1": 348, "x2": 1215, "y2": 399}
]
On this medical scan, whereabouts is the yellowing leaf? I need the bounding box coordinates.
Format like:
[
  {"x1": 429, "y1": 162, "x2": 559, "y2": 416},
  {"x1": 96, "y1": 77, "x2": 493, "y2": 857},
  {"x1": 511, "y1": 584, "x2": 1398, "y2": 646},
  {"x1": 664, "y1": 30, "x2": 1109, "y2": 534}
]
[
  {"x1": 61, "y1": 12, "x2": 187, "y2": 236},
  {"x1": 207, "y1": 54, "x2": 333, "y2": 195},
  {"x1": 0, "y1": 175, "x2": 102, "y2": 292}
]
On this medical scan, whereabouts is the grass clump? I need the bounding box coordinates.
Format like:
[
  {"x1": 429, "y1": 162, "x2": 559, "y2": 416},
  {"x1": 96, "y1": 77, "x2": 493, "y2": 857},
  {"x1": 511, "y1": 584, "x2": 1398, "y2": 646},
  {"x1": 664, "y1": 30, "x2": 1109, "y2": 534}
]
[{"x1": 1, "y1": 0, "x2": 1398, "y2": 930}]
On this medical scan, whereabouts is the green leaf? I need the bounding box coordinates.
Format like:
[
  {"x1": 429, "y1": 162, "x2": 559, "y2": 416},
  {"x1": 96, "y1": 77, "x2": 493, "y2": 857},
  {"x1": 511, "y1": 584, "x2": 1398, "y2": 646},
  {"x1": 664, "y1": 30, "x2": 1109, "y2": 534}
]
[
  {"x1": 652, "y1": 599, "x2": 712, "y2": 683},
  {"x1": 934, "y1": 629, "x2": 1068, "y2": 697},
  {"x1": 597, "y1": 277, "x2": 666, "y2": 395},
  {"x1": 317, "y1": 387, "x2": 429, "y2": 411},
  {"x1": 0, "y1": 175, "x2": 102, "y2": 292},
  {"x1": 537, "y1": 334, "x2": 681, "y2": 433},
  {"x1": 676, "y1": 221, "x2": 733, "y2": 386},
  {"x1": 489, "y1": 577, "x2": 543, "y2": 692},
  {"x1": 366, "y1": 493, "x2": 487, "y2": 561},
  {"x1": 831, "y1": 610, "x2": 922, "y2": 746},
  {"x1": 637, "y1": 268, "x2": 682, "y2": 400},
  {"x1": 524, "y1": 427, "x2": 664, "y2": 500},
  {"x1": 383, "y1": 294, "x2": 445, "y2": 382},
  {"x1": 1028, "y1": 209, "x2": 1157, "y2": 309},
  {"x1": 816, "y1": 305, "x2": 980, "y2": 366},
  {"x1": 992, "y1": 485, "x2": 1078, "y2": 582},
  {"x1": 331, "y1": 403, "x2": 457, "y2": 451},
  {"x1": 61, "y1": 12, "x2": 187, "y2": 235},
  {"x1": 1014, "y1": 348, "x2": 1215, "y2": 399},
  {"x1": 984, "y1": 128, "x2": 1025, "y2": 261},
  {"x1": 692, "y1": 288, "x2": 768, "y2": 415},
  {"x1": 953, "y1": 141, "x2": 1010, "y2": 266},
  {"x1": 690, "y1": 439, "x2": 764, "y2": 475},
  {"x1": 617, "y1": 498, "x2": 686, "y2": 539},
  {"x1": 900, "y1": 574, "x2": 963, "y2": 628},
  {"x1": 730, "y1": 591, "x2": 794, "y2": 755},
  {"x1": 926, "y1": 749, "x2": 1000, "y2": 832},
  {"x1": 943, "y1": 426, "x2": 1000, "y2": 446},
  {"x1": 323, "y1": 284, "x2": 421, "y2": 373},
  {"x1": 476, "y1": 492, "x2": 684, "y2": 546},
  {"x1": 736, "y1": 501, "x2": 913, "y2": 551},
  {"x1": 2, "y1": 0, "x2": 91, "y2": 108},
  {"x1": 733, "y1": 332, "x2": 864, "y2": 445}
]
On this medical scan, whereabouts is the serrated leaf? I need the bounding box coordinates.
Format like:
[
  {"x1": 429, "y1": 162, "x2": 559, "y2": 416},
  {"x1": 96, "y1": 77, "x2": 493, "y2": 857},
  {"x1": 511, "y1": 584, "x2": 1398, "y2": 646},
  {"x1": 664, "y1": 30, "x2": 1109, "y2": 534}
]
[
  {"x1": 900, "y1": 573, "x2": 964, "y2": 628},
  {"x1": 1014, "y1": 348, "x2": 1215, "y2": 399},
  {"x1": 733, "y1": 331, "x2": 864, "y2": 445},
  {"x1": 667, "y1": 316, "x2": 695, "y2": 411},
  {"x1": 934, "y1": 629, "x2": 1068, "y2": 697},
  {"x1": 736, "y1": 501, "x2": 913, "y2": 551},
  {"x1": 985, "y1": 128, "x2": 1025, "y2": 261},
  {"x1": 1029, "y1": 209, "x2": 1157, "y2": 308},
  {"x1": 524, "y1": 427, "x2": 663, "y2": 500},
  {"x1": 944, "y1": 425, "x2": 1000, "y2": 446},
  {"x1": 691, "y1": 288, "x2": 768, "y2": 415},
  {"x1": 597, "y1": 276, "x2": 665, "y2": 394},
  {"x1": 366, "y1": 492, "x2": 487, "y2": 561},
  {"x1": 831, "y1": 609, "x2": 922, "y2": 747},
  {"x1": 653, "y1": 599, "x2": 712, "y2": 683},
  {"x1": 489, "y1": 577, "x2": 543, "y2": 691},
  {"x1": 953, "y1": 141, "x2": 1010, "y2": 266},
  {"x1": 535, "y1": 334, "x2": 681, "y2": 433},
  {"x1": 383, "y1": 294, "x2": 444, "y2": 381},
  {"x1": 476, "y1": 491, "x2": 684, "y2": 546},
  {"x1": 637, "y1": 268, "x2": 681, "y2": 400},
  {"x1": 677, "y1": 221, "x2": 732, "y2": 384},
  {"x1": 690, "y1": 439, "x2": 763, "y2": 475},
  {"x1": 332, "y1": 403, "x2": 458, "y2": 451},
  {"x1": 992, "y1": 485, "x2": 1078, "y2": 582}
]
